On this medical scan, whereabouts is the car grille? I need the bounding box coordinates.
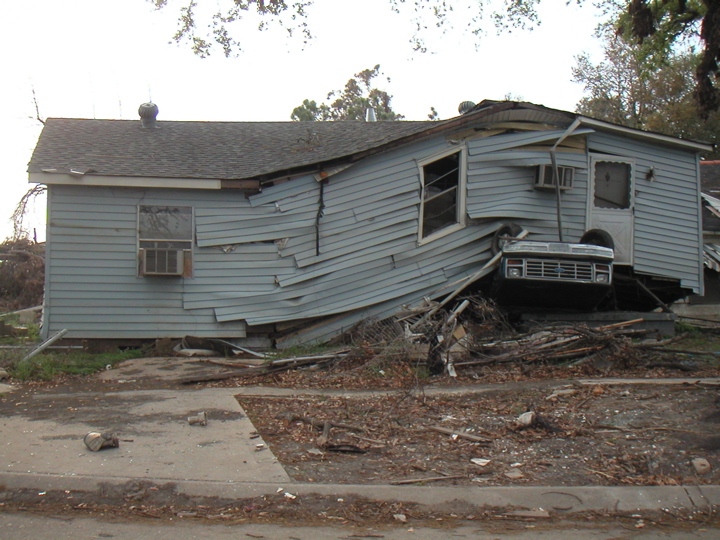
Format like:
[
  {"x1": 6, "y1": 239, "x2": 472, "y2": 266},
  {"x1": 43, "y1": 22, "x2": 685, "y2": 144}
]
[{"x1": 525, "y1": 259, "x2": 594, "y2": 282}]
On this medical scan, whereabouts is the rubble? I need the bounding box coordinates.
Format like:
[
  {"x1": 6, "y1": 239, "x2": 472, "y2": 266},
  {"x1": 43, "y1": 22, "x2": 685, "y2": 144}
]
[
  {"x1": 187, "y1": 411, "x2": 208, "y2": 426},
  {"x1": 83, "y1": 432, "x2": 119, "y2": 452},
  {"x1": 692, "y1": 458, "x2": 712, "y2": 475}
]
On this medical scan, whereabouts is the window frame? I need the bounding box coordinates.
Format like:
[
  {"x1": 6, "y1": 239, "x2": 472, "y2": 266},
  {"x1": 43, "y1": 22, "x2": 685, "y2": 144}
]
[
  {"x1": 137, "y1": 205, "x2": 194, "y2": 278},
  {"x1": 534, "y1": 164, "x2": 574, "y2": 190},
  {"x1": 592, "y1": 157, "x2": 634, "y2": 210},
  {"x1": 417, "y1": 146, "x2": 467, "y2": 245}
]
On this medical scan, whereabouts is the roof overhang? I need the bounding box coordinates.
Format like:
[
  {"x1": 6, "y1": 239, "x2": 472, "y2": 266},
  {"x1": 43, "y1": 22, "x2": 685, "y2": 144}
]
[
  {"x1": 578, "y1": 116, "x2": 715, "y2": 153},
  {"x1": 29, "y1": 172, "x2": 261, "y2": 190}
]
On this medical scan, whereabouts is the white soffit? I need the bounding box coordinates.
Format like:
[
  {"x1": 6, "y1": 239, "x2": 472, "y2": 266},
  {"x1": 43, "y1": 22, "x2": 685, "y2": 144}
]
[{"x1": 29, "y1": 173, "x2": 223, "y2": 190}]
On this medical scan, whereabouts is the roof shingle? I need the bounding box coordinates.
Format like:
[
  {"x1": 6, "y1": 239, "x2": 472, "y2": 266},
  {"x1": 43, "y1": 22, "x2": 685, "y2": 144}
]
[{"x1": 28, "y1": 119, "x2": 432, "y2": 181}]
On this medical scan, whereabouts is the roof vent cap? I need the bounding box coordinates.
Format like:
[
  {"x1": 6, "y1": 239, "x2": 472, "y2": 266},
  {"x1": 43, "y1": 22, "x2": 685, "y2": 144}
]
[
  {"x1": 138, "y1": 102, "x2": 159, "y2": 128},
  {"x1": 458, "y1": 101, "x2": 476, "y2": 115},
  {"x1": 365, "y1": 107, "x2": 377, "y2": 122}
]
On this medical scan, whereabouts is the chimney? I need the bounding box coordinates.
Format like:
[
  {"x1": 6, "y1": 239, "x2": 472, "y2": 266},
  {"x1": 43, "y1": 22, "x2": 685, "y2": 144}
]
[
  {"x1": 365, "y1": 107, "x2": 377, "y2": 122},
  {"x1": 138, "y1": 102, "x2": 159, "y2": 128}
]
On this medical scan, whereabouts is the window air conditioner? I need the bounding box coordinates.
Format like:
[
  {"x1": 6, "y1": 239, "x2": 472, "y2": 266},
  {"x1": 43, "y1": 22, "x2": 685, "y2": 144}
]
[
  {"x1": 141, "y1": 249, "x2": 185, "y2": 276},
  {"x1": 535, "y1": 165, "x2": 574, "y2": 190}
]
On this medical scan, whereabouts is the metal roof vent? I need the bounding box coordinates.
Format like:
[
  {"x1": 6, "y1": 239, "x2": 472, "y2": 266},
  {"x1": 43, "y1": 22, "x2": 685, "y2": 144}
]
[
  {"x1": 138, "y1": 102, "x2": 159, "y2": 128},
  {"x1": 458, "y1": 101, "x2": 476, "y2": 115},
  {"x1": 365, "y1": 107, "x2": 377, "y2": 122}
]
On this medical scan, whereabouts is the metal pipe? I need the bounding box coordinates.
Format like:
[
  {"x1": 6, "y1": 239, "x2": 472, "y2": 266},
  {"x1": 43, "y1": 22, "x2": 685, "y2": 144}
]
[{"x1": 550, "y1": 118, "x2": 582, "y2": 242}]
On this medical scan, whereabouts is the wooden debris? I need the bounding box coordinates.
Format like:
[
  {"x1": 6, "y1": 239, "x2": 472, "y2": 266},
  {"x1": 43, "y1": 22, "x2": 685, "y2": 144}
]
[
  {"x1": 316, "y1": 421, "x2": 332, "y2": 448},
  {"x1": 426, "y1": 425, "x2": 492, "y2": 444},
  {"x1": 349, "y1": 434, "x2": 387, "y2": 446},
  {"x1": 281, "y1": 414, "x2": 364, "y2": 433},
  {"x1": 180, "y1": 351, "x2": 348, "y2": 384},
  {"x1": 390, "y1": 474, "x2": 467, "y2": 485},
  {"x1": 453, "y1": 319, "x2": 650, "y2": 369},
  {"x1": 324, "y1": 444, "x2": 367, "y2": 454}
]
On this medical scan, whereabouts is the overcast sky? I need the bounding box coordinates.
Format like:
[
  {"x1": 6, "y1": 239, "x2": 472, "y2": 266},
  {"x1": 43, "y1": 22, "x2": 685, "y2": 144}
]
[{"x1": 0, "y1": 0, "x2": 605, "y2": 241}]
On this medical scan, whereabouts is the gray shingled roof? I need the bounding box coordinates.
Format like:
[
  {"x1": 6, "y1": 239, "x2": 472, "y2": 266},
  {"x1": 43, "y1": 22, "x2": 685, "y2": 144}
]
[
  {"x1": 28, "y1": 118, "x2": 434, "y2": 181},
  {"x1": 31, "y1": 101, "x2": 709, "y2": 183}
]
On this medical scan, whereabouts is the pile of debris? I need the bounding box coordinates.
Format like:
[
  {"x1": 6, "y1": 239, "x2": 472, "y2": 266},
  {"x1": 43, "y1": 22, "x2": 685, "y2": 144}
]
[{"x1": 173, "y1": 297, "x2": 719, "y2": 385}]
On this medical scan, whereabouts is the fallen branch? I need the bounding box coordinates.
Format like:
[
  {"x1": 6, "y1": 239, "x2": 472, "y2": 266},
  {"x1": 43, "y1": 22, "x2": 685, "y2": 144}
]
[
  {"x1": 426, "y1": 425, "x2": 492, "y2": 444},
  {"x1": 349, "y1": 433, "x2": 387, "y2": 446},
  {"x1": 637, "y1": 347, "x2": 720, "y2": 357},
  {"x1": 180, "y1": 355, "x2": 339, "y2": 384},
  {"x1": 390, "y1": 475, "x2": 467, "y2": 485},
  {"x1": 281, "y1": 414, "x2": 365, "y2": 433}
]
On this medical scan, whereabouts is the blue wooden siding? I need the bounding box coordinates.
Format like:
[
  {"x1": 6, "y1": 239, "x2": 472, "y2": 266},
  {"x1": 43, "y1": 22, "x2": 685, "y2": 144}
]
[
  {"x1": 44, "y1": 186, "x2": 251, "y2": 339},
  {"x1": 44, "y1": 125, "x2": 703, "y2": 343},
  {"x1": 587, "y1": 132, "x2": 703, "y2": 292},
  {"x1": 466, "y1": 131, "x2": 590, "y2": 242}
]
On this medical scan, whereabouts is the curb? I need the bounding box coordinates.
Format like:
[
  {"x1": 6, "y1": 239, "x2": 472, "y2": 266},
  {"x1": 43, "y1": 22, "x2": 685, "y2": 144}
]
[{"x1": 1, "y1": 472, "x2": 718, "y2": 514}]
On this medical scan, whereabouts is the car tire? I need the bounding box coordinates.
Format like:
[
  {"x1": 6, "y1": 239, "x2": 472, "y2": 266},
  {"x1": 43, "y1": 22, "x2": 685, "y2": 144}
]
[
  {"x1": 580, "y1": 229, "x2": 614, "y2": 249},
  {"x1": 491, "y1": 223, "x2": 523, "y2": 255}
]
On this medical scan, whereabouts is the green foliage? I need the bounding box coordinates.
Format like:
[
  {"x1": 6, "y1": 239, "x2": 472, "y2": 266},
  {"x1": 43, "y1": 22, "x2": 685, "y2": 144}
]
[
  {"x1": 271, "y1": 341, "x2": 332, "y2": 359},
  {"x1": 149, "y1": 0, "x2": 313, "y2": 57},
  {"x1": 149, "y1": 1, "x2": 720, "y2": 115},
  {"x1": 150, "y1": 0, "x2": 546, "y2": 57},
  {"x1": 675, "y1": 319, "x2": 703, "y2": 337},
  {"x1": 573, "y1": 32, "x2": 720, "y2": 157},
  {"x1": 614, "y1": 0, "x2": 720, "y2": 115},
  {"x1": 0, "y1": 318, "x2": 40, "y2": 346},
  {"x1": 0, "y1": 238, "x2": 45, "y2": 313},
  {"x1": 4, "y1": 348, "x2": 144, "y2": 381},
  {"x1": 291, "y1": 65, "x2": 404, "y2": 121}
]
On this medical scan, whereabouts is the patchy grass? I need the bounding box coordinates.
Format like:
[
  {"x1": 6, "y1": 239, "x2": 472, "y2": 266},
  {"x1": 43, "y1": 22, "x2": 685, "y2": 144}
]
[
  {"x1": 675, "y1": 324, "x2": 720, "y2": 350},
  {"x1": 3, "y1": 348, "x2": 144, "y2": 381},
  {"x1": 269, "y1": 342, "x2": 335, "y2": 360},
  {"x1": 0, "y1": 315, "x2": 40, "y2": 345}
]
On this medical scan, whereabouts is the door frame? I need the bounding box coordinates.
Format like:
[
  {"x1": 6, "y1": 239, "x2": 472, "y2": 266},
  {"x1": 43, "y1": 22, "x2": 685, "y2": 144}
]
[{"x1": 587, "y1": 153, "x2": 635, "y2": 265}]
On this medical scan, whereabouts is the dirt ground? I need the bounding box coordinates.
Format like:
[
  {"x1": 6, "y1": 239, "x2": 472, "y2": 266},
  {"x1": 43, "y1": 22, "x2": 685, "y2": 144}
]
[
  {"x1": 236, "y1": 368, "x2": 720, "y2": 488},
  {"x1": 2, "y1": 328, "x2": 720, "y2": 528}
]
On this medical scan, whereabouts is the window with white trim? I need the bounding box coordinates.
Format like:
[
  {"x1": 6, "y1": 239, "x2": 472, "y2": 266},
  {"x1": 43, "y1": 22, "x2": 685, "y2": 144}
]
[
  {"x1": 138, "y1": 205, "x2": 193, "y2": 277},
  {"x1": 419, "y1": 149, "x2": 466, "y2": 241}
]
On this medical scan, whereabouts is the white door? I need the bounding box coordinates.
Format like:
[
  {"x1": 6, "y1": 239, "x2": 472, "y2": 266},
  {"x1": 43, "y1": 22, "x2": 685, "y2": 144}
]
[{"x1": 588, "y1": 155, "x2": 634, "y2": 265}]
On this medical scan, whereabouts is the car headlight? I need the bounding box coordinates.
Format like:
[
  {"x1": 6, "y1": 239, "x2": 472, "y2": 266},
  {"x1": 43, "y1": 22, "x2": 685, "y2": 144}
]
[
  {"x1": 508, "y1": 267, "x2": 522, "y2": 278},
  {"x1": 595, "y1": 273, "x2": 609, "y2": 283}
]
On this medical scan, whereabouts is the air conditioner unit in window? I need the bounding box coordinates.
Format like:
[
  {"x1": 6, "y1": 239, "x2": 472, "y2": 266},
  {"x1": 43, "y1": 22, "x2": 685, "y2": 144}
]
[
  {"x1": 535, "y1": 165, "x2": 574, "y2": 190},
  {"x1": 141, "y1": 249, "x2": 185, "y2": 276}
]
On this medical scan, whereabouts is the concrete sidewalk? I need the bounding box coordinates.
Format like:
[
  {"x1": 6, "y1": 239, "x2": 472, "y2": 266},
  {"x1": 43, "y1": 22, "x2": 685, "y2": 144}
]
[
  {"x1": 0, "y1": 387, "x2": 289, "y2": 484},
  {"x1": 1, "y1": 356, "x2": 719, "y2": 515}
]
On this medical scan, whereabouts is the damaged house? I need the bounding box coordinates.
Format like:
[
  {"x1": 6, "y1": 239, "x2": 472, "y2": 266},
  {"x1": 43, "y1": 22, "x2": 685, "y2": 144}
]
[{"x1": 27, "y1": 100, "x2": 712, "y2": 347}]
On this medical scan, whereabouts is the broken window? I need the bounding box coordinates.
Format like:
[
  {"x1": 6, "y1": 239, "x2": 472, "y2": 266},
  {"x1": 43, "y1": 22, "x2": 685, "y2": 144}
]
[
  {"x1": 593, "y1": 160, "x2": 632, "y2": 209},
  {"x1": 419, "y1": 149, "x2": 466, "y2": 240},
  {"x1": 138, "y1": 205, "x2": 193, "y2": 277}
]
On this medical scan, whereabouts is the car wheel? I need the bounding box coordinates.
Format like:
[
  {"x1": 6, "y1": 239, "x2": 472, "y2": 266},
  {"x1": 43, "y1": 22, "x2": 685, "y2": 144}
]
[
  {"x1": 491, "y1": 223, "x2": 523, "y2": 255},
  {"x1": 580, "y1": 229, "x2": 614, "y2": 249}
]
